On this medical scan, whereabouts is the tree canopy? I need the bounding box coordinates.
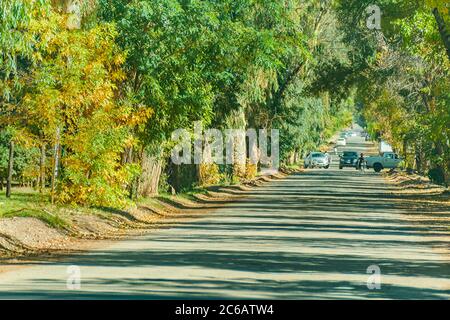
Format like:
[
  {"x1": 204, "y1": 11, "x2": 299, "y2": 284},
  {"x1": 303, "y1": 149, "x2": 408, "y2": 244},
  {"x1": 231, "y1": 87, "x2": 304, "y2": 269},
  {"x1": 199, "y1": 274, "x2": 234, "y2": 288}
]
[{"x1": 1, "y1": 0, "x2": 448, "y2": 206}]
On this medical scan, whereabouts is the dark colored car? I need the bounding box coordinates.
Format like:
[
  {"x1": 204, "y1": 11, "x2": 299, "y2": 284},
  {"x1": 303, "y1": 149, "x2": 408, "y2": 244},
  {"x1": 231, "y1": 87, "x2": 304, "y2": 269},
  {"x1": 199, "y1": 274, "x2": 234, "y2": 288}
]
[{"x1": 339, "y1": 151, "x2": 359, "y2": 169}]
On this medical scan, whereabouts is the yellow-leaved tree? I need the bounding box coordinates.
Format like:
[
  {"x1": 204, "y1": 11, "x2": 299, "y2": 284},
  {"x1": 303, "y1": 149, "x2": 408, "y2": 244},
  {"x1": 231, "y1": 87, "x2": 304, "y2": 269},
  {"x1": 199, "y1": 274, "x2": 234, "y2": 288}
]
[{"x1": 21, "y1": 8, "x2": 148, "y2": 207}]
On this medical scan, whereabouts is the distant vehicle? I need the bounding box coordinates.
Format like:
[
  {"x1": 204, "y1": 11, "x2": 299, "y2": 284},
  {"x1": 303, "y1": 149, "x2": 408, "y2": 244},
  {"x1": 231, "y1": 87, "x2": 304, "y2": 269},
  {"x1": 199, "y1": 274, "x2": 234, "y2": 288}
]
[
  {"x1": 366, "y1": 152, "x2": 402, "y2": 172},
  {"x1": 336, "y1": 138, "x2": 347, "y2": 146},
  {"x1": 339, "y1": 151, "x2": 359, "y2": 169},
  {"x1": 304, "y1": 152, "x2": 330, "y2": 169}
]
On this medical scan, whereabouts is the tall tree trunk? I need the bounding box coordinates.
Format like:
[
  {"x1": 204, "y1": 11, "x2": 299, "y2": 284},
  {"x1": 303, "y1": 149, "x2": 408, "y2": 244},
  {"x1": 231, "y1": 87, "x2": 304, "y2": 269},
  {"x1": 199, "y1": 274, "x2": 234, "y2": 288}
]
[
  {"x1": 126, "y1": 147, "x2": 137, "y2": 200},
  {"x1": 51, "y1": 128, "x2": 61, "y2": 204},
  {"x1": 414, "y1": 143, "x2": 425, "y2": 175},
  {"x1": 195, "y1": 163, "x2": 202, "y2": 186},
  {"x1": 403, "y1": 138, "x2": 410, "y2": 171},
  {"x1": 433, "y1": 8, "x2": 450, "y2": 60},
  {"x1": 39, "y1": 143, "x2": 46, "y2": 193},
  {"x1": 288, "y1": 151, "x2": 295, "y2": 165},
  {"x1": 294, "y1": 150, "x2": 300, "y2": 164},
  {"x1": 6, "y1": 141, "x2": 14, "y2": 198},
  {"x1": 138, "y1": 152, "x2": 163, "y2": 197},
  {"x1": 172, "y1": 162, "x2": 180, "y2": 192},
  {"x1": 232, "y1": 138, "x2": 246, "y2": 180},
  {"x1": 435, "y1": 142, "x2": 448, "y2": 186}
]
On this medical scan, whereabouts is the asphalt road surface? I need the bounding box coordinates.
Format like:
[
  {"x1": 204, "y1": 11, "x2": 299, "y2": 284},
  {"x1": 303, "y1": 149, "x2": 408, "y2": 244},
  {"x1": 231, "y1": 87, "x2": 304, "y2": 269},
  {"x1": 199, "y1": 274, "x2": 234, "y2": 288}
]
[{"x1": 0, "y1": 135, "x2": 449, "y2": 299}]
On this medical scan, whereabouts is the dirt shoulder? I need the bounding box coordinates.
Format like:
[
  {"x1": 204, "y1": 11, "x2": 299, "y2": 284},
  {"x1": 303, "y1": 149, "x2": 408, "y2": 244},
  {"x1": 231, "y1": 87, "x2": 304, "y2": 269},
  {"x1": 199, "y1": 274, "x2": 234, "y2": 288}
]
[
  {"x1": 0, "y1": 169, "x2": 298, "y2": 263},
  {"x1": 383, "y1": 170, "x2": 449, "y2": 207},
  {"x1": 383, "y1": 169, "x2": 450, "y2": 258}
]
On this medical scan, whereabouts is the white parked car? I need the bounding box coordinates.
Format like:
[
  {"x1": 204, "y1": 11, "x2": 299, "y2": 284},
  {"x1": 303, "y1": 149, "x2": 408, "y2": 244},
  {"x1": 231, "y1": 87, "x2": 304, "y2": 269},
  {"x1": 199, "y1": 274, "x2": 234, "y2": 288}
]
[
  {"x1": 366, "y1": 152, "x2": 402, "y2": 172},
  {"x1": 336, "y1": 138, "x2": 346, "y2": 146},
  {"x1": 304, "y1": 152, "x2": 330, "y2": 169}
]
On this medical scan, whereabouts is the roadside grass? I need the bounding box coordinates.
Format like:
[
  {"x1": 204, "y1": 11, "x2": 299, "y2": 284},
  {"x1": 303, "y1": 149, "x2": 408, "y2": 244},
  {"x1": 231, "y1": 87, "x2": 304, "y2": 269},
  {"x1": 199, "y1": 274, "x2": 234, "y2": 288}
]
[
  {"x1": 0, "y1": 168, "x2": 296, "y2": 232},
  {"x1": 179, "y1": 187, "x2": 209, "y2": 200},
  {"x1": 138, "y1": 197, "x2": 167, "y2": 211},
  {"x1": 157, "y1": 191, "x2": 202, "y2": 205},
  {"x1": 282, "y1": 163, "x2": 303, "y2": 171},
  {"x1": 0, "y1": 186, "x2": 213, "y2": 231},
  {"x1": 0, "y1": 188, "x2": 68, "y2": 229}
]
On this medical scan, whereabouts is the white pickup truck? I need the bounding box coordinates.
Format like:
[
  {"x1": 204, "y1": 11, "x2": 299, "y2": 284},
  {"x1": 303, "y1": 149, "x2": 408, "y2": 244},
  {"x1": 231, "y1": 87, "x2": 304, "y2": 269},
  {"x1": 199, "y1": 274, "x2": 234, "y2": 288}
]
[{"x1": 366, "y1": 152, "x2": 402, "y2": 172}]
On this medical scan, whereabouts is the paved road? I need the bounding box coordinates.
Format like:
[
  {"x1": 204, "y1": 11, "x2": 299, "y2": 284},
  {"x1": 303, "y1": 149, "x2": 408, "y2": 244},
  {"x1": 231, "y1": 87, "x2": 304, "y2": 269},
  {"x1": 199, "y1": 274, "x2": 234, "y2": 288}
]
[{"x1": 0, "y1": 136, "x2": 449, "y2": 299}]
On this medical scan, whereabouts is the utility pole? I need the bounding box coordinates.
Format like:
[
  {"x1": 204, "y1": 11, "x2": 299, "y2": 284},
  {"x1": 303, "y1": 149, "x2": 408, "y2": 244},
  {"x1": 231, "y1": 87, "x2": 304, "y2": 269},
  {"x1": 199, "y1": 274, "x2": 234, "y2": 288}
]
[{"x1": 433, "y1": 8, "x2": 450, "y2": 60}]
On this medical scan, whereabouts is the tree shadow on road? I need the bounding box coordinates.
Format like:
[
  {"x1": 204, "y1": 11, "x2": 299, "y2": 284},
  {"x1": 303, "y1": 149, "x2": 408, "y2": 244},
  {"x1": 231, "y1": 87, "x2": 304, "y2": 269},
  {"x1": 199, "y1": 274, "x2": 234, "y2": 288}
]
[{"x1": 1, "y1": 169, "x2": 449, "y2": 299}]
